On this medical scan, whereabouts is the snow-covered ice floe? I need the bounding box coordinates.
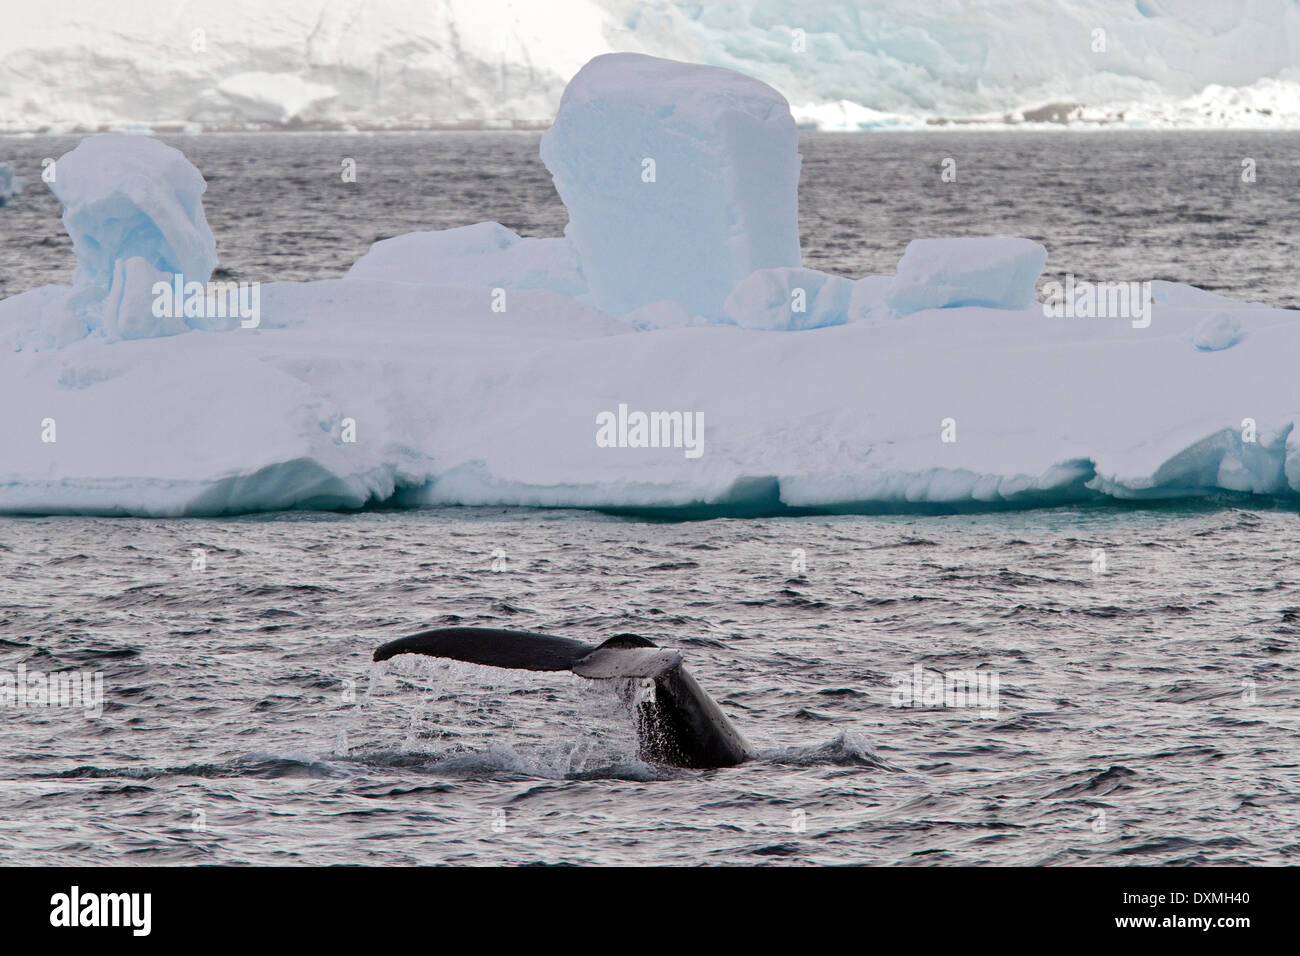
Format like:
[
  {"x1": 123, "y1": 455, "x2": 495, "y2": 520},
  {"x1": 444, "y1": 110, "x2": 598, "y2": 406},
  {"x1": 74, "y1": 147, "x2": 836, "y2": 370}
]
[{"x1": 2, "y1": 53, "x2": 1299, "y2": 518}]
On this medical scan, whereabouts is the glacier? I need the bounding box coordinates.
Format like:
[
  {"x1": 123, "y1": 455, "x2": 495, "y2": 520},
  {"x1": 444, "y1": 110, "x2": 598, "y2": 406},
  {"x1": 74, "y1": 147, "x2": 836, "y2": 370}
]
[
  {"x1": 3, "y1": 52, "x2": 1300, "y2": 518},
  {"x1": 3, "y1": 0, "x2": 1300, "y2": 133}
]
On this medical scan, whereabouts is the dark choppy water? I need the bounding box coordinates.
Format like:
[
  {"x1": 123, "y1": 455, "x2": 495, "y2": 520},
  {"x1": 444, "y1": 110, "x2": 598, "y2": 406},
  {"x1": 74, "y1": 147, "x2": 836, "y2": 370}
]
[
  {"x1": 1, "y1": 131, "x2": 1298, "y2": 865},
  {"x1": 1, "y1": 506, "x2": 1297, "y2": 865},
  {"x1": 2, "y1": 130, "x2": 1300, "y2": 306}
]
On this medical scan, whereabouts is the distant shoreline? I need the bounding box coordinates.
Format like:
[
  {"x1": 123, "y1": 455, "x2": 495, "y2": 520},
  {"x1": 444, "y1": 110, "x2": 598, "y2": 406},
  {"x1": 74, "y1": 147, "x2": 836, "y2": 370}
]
[{"x1": 4, "y1": 121, "x2": 1300, "y2": 136}]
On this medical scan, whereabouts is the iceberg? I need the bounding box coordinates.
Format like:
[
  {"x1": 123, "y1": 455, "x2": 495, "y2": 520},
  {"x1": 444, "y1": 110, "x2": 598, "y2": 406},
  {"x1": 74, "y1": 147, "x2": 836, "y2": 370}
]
[
  {"x1": 3, "y1": 54, "x2": 1300, "y2": 518},
  {"x1": 540, "y1": 53, "x2": 801, "y2": 319},
  {"x1": 8, "y1": 135, "x2": 220, "y2": 350},
  {"x1": 722, "y1": 268, "x2": 852, "y2": 331},
  {"x1": 0, "y1": 163, "x2": 25, "y2": 206},
  {"x1": 51, "y1": 135, "x2": 216, "y2": 295}
]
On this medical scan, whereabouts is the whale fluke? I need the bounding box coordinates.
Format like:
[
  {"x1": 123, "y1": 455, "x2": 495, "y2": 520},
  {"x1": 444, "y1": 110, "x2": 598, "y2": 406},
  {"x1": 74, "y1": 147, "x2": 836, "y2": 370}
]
[
  {"x1": 372, "y1": 626, "x2": 751, "y2": 768},
  {"x1": 570, "y1": 644, "x2": 681, "y2": 680},
  {"x1": 373, "y1": 626, "x2": 591, "y2": 670}
]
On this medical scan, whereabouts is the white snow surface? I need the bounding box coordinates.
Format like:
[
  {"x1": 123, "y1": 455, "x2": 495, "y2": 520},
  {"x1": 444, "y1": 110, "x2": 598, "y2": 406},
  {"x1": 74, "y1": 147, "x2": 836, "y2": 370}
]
[
  {"x1": 722, "y1": 268, "x2": 854, "y2": 331},
  {"x1": 4, "y1": 54, "x2": 1300, "y2": 517},
  {"x1": 4, "y1": 272, "x2": 1299, "y2": 516},
  {"x1": 346, "y1": 222, "x2": 587, "y2": 298},
  {"x1": 3, "y1": 0, "x2": 1300, "y2": 132}
]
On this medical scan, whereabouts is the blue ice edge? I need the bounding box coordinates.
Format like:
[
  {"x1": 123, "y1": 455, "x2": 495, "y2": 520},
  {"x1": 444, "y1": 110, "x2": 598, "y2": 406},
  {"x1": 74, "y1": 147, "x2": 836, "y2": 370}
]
[{"x1": 5, "y1": 454, "x2": 1300, "y2": 520}]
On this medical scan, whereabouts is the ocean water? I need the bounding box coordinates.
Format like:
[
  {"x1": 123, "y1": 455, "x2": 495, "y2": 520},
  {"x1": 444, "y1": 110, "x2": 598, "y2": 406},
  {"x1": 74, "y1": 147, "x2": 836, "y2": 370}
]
[
  {"x1": 0, "y1": 132, "x2": 1297, "y2": 865},
  {"x1": 0, "y1": 506, "x2": 1297, "y2": 865}
]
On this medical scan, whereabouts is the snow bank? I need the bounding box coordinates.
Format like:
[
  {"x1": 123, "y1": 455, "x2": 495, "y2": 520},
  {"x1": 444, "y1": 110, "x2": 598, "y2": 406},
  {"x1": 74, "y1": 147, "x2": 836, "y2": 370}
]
[
  {"x1": 347, "y1": 222, "x2": 586, "y2": 297},
  {"x1": 540, "y1": 53, "x2": 801, "y2": 319},
  {"x1": 849, "y1": 277, "x2": 895, "y2": 324},
  {"x1": 888, "y1": 238, "x2": 1049, "y2": 314},
  {"x1": 723, "y1": 268, "x2": 852, "y2": 331}
]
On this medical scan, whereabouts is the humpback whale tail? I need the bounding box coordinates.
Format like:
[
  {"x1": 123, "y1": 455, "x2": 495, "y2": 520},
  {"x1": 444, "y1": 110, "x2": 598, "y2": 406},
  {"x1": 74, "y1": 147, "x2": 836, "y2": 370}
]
[{"x1": 373, "y1": 626, "x2": 751, "y2": 769}]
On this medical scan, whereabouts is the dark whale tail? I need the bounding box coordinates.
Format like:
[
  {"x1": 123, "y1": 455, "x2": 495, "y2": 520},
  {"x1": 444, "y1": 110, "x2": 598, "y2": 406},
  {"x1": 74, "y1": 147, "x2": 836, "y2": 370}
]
[
  {"x1": 375, "y1": 626, "x2": 594, "y2": 670},
  {"x1": 372, "y1": 626, "x2": 750, "y2": 768}
]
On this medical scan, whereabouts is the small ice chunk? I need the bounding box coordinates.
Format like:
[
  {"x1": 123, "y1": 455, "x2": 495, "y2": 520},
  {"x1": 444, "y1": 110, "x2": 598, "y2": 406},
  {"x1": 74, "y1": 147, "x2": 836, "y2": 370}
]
[
  {"x1": 723, "y1": 267, "x2": 852, "y2": 330},
  {"x1": 0, "y1": 162, "x2": 26, "y2": 206},
  {"x1": 848, "y1": 275, "x2": 895, "y2": 323},
  {"x1": 1191, "y1": 311, "x2": 1246, "y2": 351},
  {"x1": 50, "y1": 134, "x2": 217, "y2": 299},
  {"x1": 888, "y1": 237, "x2": 1048, "y2": 314},
  {"x1": 540, "y1": 53, "x2": 801, "y2": 319},
  {"x1": 346, "y1": 221, "x2": 586, "y2": 296}
]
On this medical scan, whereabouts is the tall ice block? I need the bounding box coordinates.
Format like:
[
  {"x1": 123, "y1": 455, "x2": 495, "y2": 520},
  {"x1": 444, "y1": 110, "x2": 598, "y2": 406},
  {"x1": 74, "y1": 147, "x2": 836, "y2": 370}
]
[{"x1": 540, "y1": 53, "x2": 801, "y2": 320}]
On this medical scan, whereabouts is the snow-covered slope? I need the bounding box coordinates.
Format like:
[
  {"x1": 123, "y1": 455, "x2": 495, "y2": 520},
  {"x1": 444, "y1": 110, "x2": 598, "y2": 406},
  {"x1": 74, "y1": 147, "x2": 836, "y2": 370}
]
[{"x1": 2, "y1": 0, "x2": 1298, "y2": 132}]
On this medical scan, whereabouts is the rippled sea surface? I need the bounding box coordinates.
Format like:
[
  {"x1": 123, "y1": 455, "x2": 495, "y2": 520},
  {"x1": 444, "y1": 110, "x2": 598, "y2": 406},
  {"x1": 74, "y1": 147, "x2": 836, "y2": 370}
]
[{"x1": 1, "y1": 506, "x2": 1297, "y2": 865}]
